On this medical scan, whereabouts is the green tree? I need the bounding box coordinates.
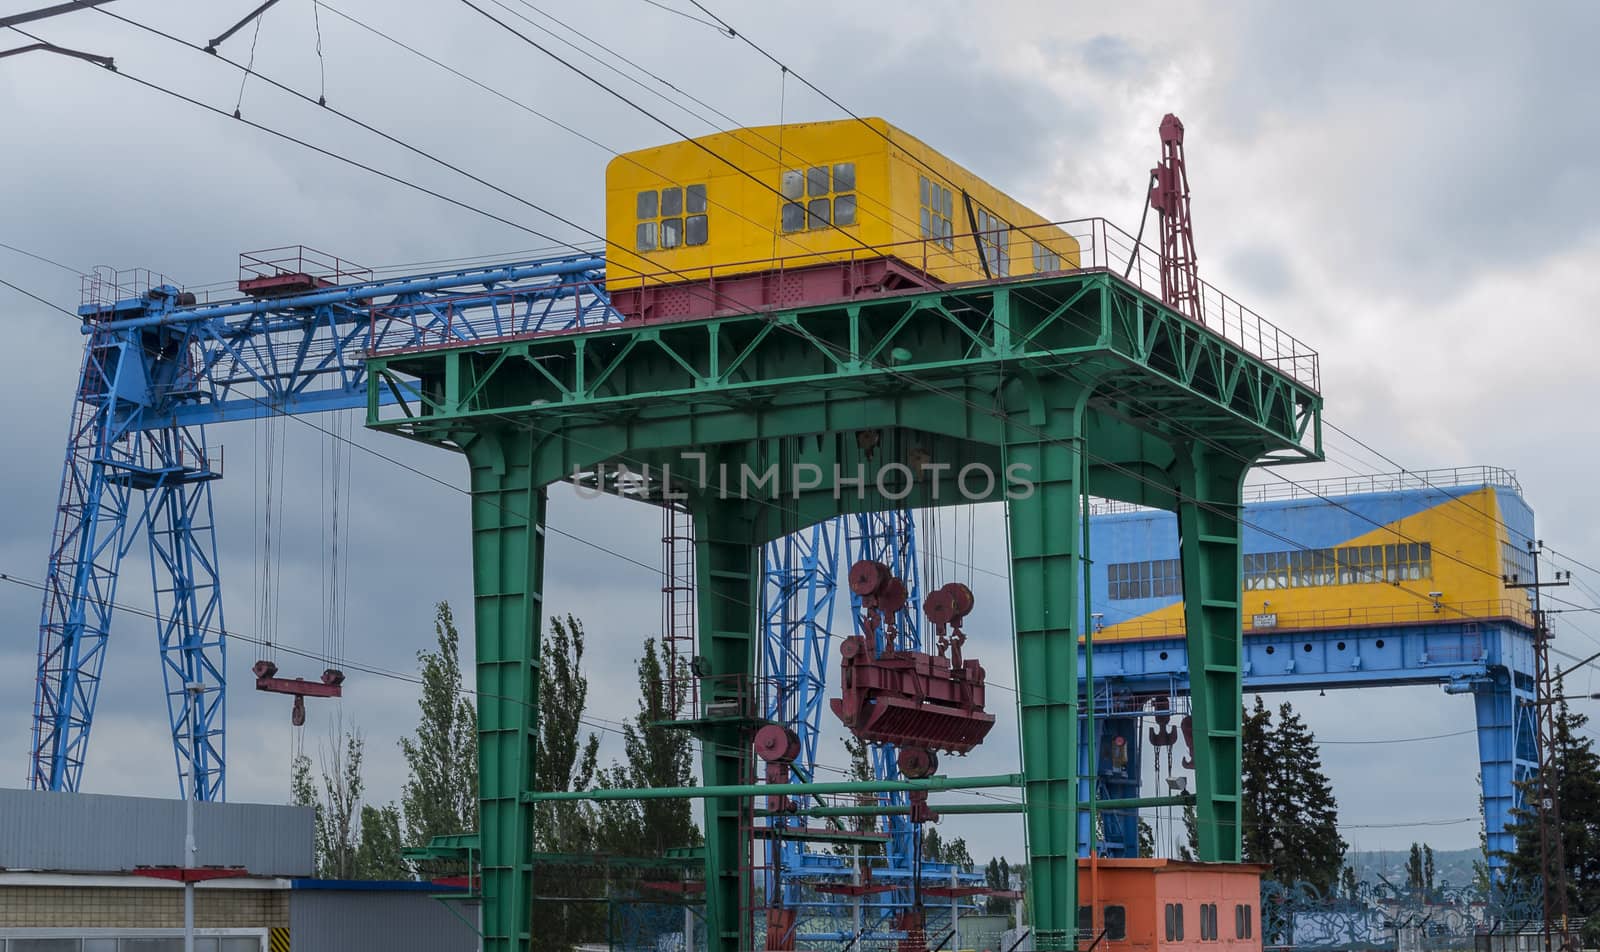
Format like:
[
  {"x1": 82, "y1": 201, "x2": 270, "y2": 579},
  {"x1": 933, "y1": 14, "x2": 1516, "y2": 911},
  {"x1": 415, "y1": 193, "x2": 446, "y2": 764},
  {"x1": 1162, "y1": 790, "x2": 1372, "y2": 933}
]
[
  {"x1": 594, "y1": 638, "x2": 699, "y2": 856},
  {"x1": 1406, "y1": 843, "x2": 1425, "y2": 893},
  {"x1": 1179, "y1": 804, "x2": 1200, "y2": 861},
  {"x1": 831, "y1": 735, "x2": 884, "y2": 858},
  {"x1": 985, "y1": 856, "x2": 1015, "y2": 921},
  {"x1": 400, "y1": 602, "x2": 478, "y2": 878},
  {"x1": 1241, "y1": 697, "x2": 1276, "y2": 865},
  {"x1": 1424, "y1": 844, "x2": 1436, "y2": 896},
  {"x1": 1341, "y1": 865, "x2": 1358, "y2": 901},
  {"x1": 317, "y1": 727, "x2": 364, "y2": 879},
  {"x1": 1501, "y1": 697, "x2": 1600, "y2": 920},
  {"x1": 1137, "y1": 819, "x2": 1156, "y2": 858},
  {"x1": 532, "y1": 614, "x2": 603, "y2": 950},
  {"x1": 290, "y1": 725, "x2": 405, "y2": 880},
  {"x1": 534, "y1": 614, "x2": 601, "y2": 853},
  {"x1": 1267, "y1": 702, "x2": 1346, "y2": 890},
  {"x1": 356, "y1": 804, "x2": 409, "y2": 880}
]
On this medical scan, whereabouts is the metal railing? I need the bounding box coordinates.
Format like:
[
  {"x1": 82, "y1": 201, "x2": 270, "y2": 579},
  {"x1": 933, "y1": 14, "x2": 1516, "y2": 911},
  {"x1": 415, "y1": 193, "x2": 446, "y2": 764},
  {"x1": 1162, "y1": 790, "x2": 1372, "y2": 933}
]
[
  {"x1": 80, "y1": 266, "x2": 177, "y2": 312},
  {"x1": 238, "y1": 245, "x2": 372, "y2": 286},
  {"x1": 1241, "y1": 465, "x2": 1523, "y2": 502},
  {"x1": 608, "y1": 215, "x2": 1320, "y2": 391},
  {"x1": 1088, "y1": 466, "x2": 1522, "y2": 516}
]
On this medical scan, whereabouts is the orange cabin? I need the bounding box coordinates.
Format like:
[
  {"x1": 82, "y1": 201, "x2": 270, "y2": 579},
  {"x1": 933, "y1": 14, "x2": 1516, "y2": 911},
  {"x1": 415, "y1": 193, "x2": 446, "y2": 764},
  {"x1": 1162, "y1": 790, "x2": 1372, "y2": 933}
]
[{"x1": 1078, "y1": 859, "x2": 1265, "y2": 952}]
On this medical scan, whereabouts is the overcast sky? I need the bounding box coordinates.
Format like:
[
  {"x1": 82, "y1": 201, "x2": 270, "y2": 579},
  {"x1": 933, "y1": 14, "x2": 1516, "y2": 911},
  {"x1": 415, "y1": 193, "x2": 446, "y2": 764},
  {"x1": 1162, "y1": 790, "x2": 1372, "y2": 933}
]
[{"x1": 2, "y1": 0, "x2": 1598, "y2": 869}]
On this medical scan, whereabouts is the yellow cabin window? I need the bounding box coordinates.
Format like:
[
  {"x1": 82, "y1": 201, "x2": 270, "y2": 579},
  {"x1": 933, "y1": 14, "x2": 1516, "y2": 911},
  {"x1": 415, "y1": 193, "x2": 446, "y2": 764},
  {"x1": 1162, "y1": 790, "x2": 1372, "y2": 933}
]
[
  {"x1": 1033, "y1": 240, "x2": 1062, "y2": 273},
  {"x1": 976, "y1": 206, "x2": 1010, "y2": 276},
  {"x1": 636, "y1": 185, "x2": 709, "y2": 252},
  {"x1": 918, "y1": 175, "x2": 954, "y2": 250},
  {"x1": 780, "y1": 162, "x2": 856, "y2": 233}
]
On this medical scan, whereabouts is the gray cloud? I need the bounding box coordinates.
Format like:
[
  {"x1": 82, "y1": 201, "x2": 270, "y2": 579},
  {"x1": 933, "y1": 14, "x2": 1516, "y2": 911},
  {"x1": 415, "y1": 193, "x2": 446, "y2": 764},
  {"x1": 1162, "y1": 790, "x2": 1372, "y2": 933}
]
[{"x1": 0, "y1": 0, "x2": 1595, "y2": 868}]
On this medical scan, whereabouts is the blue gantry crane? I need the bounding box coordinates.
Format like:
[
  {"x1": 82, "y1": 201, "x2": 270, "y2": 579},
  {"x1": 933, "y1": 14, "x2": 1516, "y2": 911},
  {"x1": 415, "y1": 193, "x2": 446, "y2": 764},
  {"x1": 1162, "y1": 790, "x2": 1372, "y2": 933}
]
[{"x1": 30, "y1": 249, "x2": 617, "y2": 801}]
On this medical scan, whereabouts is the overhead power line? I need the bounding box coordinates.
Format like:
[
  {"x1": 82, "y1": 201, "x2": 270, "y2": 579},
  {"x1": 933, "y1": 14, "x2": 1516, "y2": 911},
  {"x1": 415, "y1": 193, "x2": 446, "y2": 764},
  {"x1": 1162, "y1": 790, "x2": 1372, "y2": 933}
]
[{"x1": 0, "y1": 0, "x2": 117, "y2": 30}]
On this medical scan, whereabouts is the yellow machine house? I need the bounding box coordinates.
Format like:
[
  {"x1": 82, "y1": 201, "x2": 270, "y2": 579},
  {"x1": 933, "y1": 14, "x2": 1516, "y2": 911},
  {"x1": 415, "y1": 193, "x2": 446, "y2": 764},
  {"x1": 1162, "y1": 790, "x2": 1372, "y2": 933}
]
[{"x1": 604, "y1": 117, "x2": 1081, "y2": 321}]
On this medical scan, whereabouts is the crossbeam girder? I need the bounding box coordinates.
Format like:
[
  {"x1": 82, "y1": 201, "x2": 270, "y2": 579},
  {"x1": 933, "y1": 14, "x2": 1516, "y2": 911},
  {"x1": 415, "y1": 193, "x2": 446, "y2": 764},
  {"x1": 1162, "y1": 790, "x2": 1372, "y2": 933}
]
[{"x1": 369, "y1": 271, "x2": 1319, "y2": 457}]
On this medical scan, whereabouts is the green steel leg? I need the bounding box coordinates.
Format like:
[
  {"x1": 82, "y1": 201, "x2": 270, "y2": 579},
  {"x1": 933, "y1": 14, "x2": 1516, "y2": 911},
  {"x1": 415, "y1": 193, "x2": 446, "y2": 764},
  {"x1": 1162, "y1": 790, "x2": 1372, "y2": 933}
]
[
  {"x1": 1005, "y1": 420, "x2": 1085, "y2": 952},
  {"x1": 693, "y1": 500, "x2": 760, "y2": 952},
  {"x1": 465, "y1": 431, "x2": 545, "y2": 952},
  {"x1": 1175, "y1": 446, "x2": 1249, "y2": 863}
]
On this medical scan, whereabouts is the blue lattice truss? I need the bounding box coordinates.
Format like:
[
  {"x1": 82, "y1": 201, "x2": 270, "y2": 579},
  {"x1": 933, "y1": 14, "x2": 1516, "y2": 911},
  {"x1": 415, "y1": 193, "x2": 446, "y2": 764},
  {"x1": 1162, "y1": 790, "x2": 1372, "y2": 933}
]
[{"x1": 31, "y1": 254, "x2": 617, "y2": 800}]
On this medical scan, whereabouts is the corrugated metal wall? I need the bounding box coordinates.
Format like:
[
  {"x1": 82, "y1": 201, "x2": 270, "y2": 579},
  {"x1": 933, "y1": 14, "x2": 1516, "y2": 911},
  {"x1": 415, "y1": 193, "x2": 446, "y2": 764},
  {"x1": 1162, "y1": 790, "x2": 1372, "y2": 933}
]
[
  {"x1": 0, "y1": 788, "x2": 313, "y2": 876},
  {"x1": 289, "y1": 889, "x2": 478, "y2": 952}
]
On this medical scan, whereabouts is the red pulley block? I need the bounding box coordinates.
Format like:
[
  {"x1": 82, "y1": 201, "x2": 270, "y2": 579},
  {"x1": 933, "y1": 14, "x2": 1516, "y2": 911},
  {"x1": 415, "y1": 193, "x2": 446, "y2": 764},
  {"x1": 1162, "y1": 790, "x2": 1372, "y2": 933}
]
[
  {"x1": 940, "y1": 581, "x2": 975, "y2": 618},
  {"x1": 754, "y1": 724, "x2": 801, "y2": 764},
  {"x1": 922, "y1": 589, "x2": 956, "y2": 626},
  {"x1": 898, "y1": 745, "x2": 938, "y2": 779},
  {"x1": 877, "y1": 577, "x2": 909, "y2": 615},
  {"x1": 848, "y1": 560, "x2": 891, "y2": 597}
]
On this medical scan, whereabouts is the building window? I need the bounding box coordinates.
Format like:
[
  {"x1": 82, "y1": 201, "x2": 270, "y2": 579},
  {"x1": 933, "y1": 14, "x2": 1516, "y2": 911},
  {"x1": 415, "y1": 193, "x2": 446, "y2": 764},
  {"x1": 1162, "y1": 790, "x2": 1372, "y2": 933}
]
[
  {"x1": 1235, "y1": 903, "x2": 1254, "y2": 939},
  {"x1": 1165, "y1": 903, "x2": 1185, "y2": 942},
  {"x1": 1290, "y1": 547, "x2": 1337, "y2": 587},
  {"x1": 1033, "y1": 240, "x2": 1062, "y2": 273},
  {"x1": 1106, "y1": 558, "x2": 1181, "y2": 601},
  {"x1": 1244, "y1": 551, "x2": 1291, "y2": 591},
  {"x1": 1502, "y1": 539, "x2": 1535, "y2": 586},
  {"x1": 636, "y1": 185, "x2": 709, "y2": 251},
  {"x1": 919, "y1": 175, "x2": 955, "y2": 250},
  {"x1": 781, "y1": 163, "x2": 856, "y2": 233},
  {"x1": 1384, "y1": 541, "x2": 1432, "y2": 582},
  {"x1": 976, "y1": 206, "x2": 1010, "y2": 276},
  {"x1": 1080, "y1": 906, "x2": 1093, "y2": 933},
  {"x1": 1337, "y1": 544, "x2": 1384, "y2": 585},
  {"x1": 1104, "y1": 905, "x2": 1127, "y2": 941},
  {"x1": 1200, "y1": 903, "x2": 1218, "y2": 941}
]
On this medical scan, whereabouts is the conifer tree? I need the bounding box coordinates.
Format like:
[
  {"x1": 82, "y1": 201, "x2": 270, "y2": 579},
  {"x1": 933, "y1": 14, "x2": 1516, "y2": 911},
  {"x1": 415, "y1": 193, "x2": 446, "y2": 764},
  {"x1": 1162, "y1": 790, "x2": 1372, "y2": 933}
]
[
  {"x1": 1267, "y1": 702, "x2": 1346, "y2": 890},
  {"x1": 1502, "y1": 697, "x2": 1600, "y2": 922},
  {"x1": 1241, "y1": 697, "x2": 1276, "y2": 865}
]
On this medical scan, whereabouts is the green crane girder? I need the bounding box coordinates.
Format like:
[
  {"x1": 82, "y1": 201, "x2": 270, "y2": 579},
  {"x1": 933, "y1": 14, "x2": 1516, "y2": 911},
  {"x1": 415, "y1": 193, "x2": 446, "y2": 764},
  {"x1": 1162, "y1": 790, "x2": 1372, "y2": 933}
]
[{"x1": 364, "y1": 269, "x2": 1323, "y2": 952}]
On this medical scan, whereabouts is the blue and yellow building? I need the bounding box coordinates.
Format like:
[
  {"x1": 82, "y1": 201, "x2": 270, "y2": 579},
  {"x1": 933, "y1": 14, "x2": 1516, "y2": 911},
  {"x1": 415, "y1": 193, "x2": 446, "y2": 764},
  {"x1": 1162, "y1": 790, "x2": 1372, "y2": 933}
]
[{"x1": 1079, "y1": 467, "x2": 1538, "y2": 874}]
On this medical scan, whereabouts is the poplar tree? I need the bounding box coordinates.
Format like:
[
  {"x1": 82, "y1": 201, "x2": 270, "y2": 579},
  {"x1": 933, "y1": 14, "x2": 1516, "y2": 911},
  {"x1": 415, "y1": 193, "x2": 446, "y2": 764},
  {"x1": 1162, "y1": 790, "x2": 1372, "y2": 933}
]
[
  {"x1": 400, "y1": 602, "x2": 479, "y2": 877},
  {"x1": 532, "y1": 614, "x2": 603, "y2": 949},
  {"x1": 534, "y1": 614, "x2": 600, "y2": 853},
  {"x1": 594, "y1": 638, "x2": 699, "y2": 856}
]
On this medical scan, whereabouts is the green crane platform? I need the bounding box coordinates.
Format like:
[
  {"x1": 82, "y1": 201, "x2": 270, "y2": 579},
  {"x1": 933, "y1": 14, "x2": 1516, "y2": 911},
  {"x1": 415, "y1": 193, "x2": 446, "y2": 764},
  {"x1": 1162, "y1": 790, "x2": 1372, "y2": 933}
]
[{"x1": 365, "y1": 269, "x2": 1322, "y2": 952}]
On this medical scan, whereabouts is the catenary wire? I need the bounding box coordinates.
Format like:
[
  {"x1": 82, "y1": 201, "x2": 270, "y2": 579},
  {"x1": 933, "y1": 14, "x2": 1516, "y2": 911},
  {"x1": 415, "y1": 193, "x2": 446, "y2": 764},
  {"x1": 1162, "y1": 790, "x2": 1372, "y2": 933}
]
[{"x1": 17, "y1": 25, "x2": 1600, "y2": 717}]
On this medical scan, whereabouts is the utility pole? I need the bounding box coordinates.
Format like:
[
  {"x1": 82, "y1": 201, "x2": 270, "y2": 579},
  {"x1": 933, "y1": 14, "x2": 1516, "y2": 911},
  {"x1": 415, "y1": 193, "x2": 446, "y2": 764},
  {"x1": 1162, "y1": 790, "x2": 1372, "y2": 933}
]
[{"x1": 1506, "y1": 541, "x2": 1572, "y2": 952}]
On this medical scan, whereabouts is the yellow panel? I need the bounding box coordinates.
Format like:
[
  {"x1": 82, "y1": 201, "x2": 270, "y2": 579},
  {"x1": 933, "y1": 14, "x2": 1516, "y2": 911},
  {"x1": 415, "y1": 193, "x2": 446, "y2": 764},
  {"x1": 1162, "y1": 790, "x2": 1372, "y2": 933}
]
[
  {"x1": 605, "y1": 117, "x2": 1079, "y2": 290},
  {"x1": 1095, "y1": 488, "x2": 1533, "y2": 642}
]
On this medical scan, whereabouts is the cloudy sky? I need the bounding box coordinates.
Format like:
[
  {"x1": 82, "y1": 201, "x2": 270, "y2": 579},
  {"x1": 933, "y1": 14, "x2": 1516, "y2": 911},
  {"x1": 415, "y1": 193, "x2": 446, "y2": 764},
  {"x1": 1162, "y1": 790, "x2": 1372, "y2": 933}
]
[{"x1": 2, "y1": 0, "x2": 1598, "y2": 869}]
